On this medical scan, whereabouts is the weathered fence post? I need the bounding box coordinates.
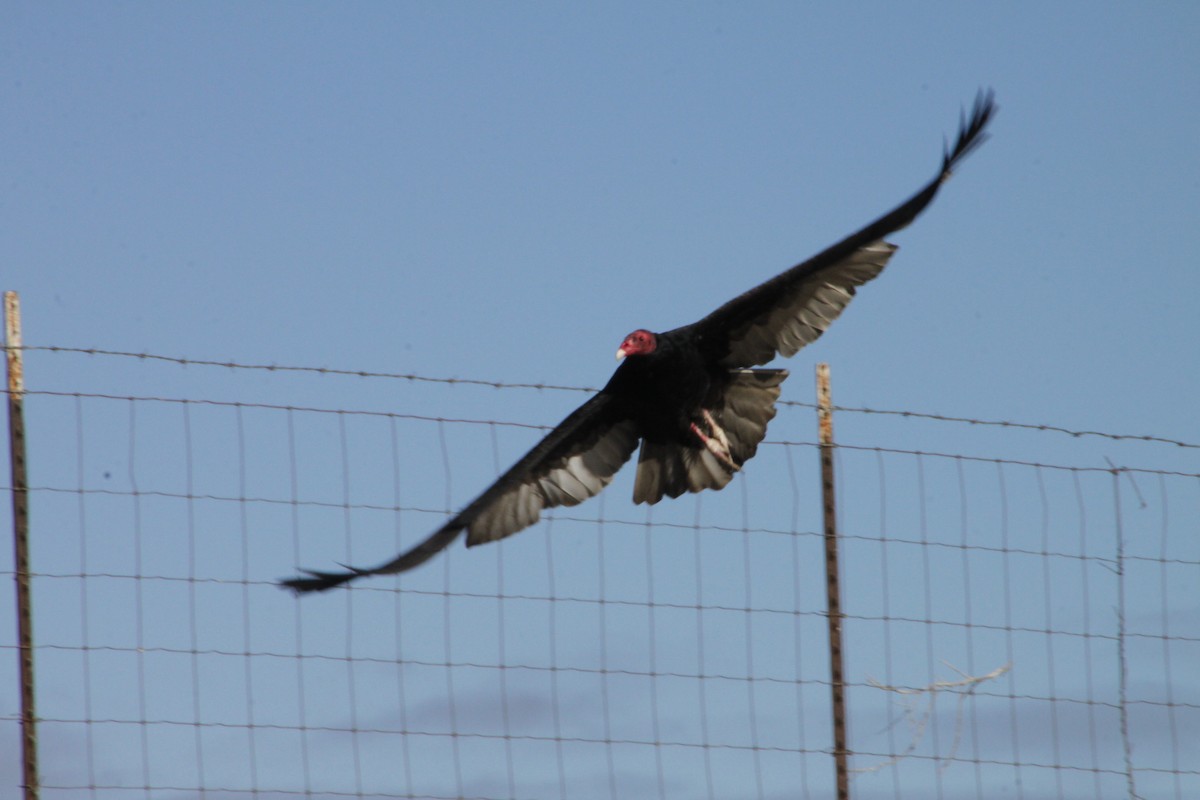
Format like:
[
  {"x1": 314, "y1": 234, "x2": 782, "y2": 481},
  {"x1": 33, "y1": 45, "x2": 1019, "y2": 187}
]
[
  {"x1": 817, "y1": 362, "x2": 850, "y2": 799},
  {"x1": 5, "y1": 291, "x2": 38, "y2": 800}
]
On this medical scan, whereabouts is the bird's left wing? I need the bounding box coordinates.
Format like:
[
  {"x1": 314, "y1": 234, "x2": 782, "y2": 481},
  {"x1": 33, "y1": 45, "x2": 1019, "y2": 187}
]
[
  {"x1": 281, "y1": 391, "x2": 639, "y2": 593},
  {"x1": 689, "y1": 90, "x2": 996, "y2": 368}
]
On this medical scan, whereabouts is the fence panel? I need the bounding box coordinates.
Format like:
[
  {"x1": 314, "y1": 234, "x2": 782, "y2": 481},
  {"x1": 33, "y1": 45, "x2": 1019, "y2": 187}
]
[{"x1": 2, "y1": 345, "x2": 1197, "y2": 800}]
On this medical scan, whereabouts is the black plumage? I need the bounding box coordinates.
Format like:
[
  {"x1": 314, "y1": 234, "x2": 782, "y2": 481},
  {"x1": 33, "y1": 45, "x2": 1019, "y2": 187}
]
[{"x1": 282, "y1": 90, "x2": 996, "y2": 593}]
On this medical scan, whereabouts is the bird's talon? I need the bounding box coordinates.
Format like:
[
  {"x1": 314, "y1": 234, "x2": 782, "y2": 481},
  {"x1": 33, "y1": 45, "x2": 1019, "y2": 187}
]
[{"x1": 690, "y1": 417, "x2": 739, "y2": 472}]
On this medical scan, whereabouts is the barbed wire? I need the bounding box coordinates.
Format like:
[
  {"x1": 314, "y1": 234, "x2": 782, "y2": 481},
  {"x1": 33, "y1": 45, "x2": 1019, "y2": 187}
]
[
  {"x1": 19, "y1": 344, "x2": 1200, "y2": 450},
  {"x1": 773, "y1": 439, "x2": 1200, "y2": 479},
  {"x1": 814, "y1": 402, "x2": 1200, "y2": 450},
  {"x1": 19, "y1": 345, "x2": 595, "y2": 393}
]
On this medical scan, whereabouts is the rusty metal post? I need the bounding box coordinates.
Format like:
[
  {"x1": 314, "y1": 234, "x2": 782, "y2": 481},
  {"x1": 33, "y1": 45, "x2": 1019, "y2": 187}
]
[
  {"x1": 817, "y1": 363, "x2": 850, "y2": 799},
  {"x1": 5, "y1": 291, "x2": 39, "y2": 800}
]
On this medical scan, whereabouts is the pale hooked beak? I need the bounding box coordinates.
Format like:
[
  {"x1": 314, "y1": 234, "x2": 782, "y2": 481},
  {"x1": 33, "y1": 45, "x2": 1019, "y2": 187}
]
[{"x1": 615, "y1": 347, "x2": 627, "y2": 360}]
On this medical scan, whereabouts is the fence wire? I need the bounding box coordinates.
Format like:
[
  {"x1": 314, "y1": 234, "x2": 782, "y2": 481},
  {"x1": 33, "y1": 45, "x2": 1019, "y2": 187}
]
[{"x1": 2, "y1": 345, "x2": 1197, "y2": 800}]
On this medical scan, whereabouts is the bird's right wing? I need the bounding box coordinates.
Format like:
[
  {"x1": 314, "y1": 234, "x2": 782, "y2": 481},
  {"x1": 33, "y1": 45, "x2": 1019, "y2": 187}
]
[
  {"x1": 689, "y1": 90, "x2": 996, "y2": 368},
  {"x1": 280, "y1": 391, "x2": 639, "y2": 593}
]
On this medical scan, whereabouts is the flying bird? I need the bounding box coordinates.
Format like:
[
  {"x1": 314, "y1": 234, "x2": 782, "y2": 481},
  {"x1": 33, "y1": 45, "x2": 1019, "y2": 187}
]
[{"x1": 282, "y1": 90, "x2": 996, "y2": 593}]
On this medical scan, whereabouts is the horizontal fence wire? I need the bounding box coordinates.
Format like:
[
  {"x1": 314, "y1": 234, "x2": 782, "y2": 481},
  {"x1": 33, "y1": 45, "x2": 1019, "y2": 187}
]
[
  {"x1": 2, "y1": 345, "x2": 1198, "y2": 800},
  {"x1": 14, "y1": 388, "x2": 1200, "y2": 481},
  {"x1": 20, "y1": 345, "x2": 1200, "y2": 450}
]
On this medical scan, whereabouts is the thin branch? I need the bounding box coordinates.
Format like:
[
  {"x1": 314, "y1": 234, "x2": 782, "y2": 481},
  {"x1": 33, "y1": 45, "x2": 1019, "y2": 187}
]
[{"x1": 856, "y1": 662, "x2": 1011, "y2": 775}]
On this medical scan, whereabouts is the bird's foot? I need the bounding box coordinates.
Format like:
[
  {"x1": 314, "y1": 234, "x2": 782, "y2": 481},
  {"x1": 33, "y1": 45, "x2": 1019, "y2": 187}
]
[
  {"x1": 700, "y1": 410, "x2": 732, "y2": 452},
  {"x1": 690, "y1": 411, "x2": 739, "y2": 472}
]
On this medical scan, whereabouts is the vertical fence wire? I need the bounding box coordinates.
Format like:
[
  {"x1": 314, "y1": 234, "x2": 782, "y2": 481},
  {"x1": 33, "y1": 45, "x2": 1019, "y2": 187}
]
[
  {"x1": 1072, "y1": 468, "x2": 1105, "y2": 799},
  {"x1": 1036, "y1": 466, "x2": 1066, "y2": 799},
  {"x1": 127, "y1": 399, "x2": 151, "y2": 800},
  {"x1": 914, "y1": 454, "x2": 945, "y2": 799},
  {"x1": 784, "y1": 446, "x2": 813, "y2": 800},
  {"x1": 874, "y1": 449, "x2": 904, "y2": 799},
  {"x1": 286, "y1": 408, "x2": 315, "y2": 797},
  {"x1": 692, "y1": 495, "x2": 718, "y2": 800},
  {"x1": 544, "y1": 517, "x2": 570, "y2": 800},
  {"x1": 235, "y1": 405, "x2": 261, "y2": 798},
  {"x1": 955, "y1": 456, "x2": 985, "y2": 800},
  {"x1": 72, "y1": 396, "x2": 96, "y2": 800},
  {"x1": 1112, "y1": 470, "x2": 1141, "y2": 800},
  {"x1": 740, "y1": 481, "x2": 766, "y2": 800},
  {"x1": 596, "y1": 493, "x2": 619, "y2": 800},
  {"x1": 388, "y1": 415, "x2": 415, "y2": 799},
  {"x1": 1156, "y1": 473, "x2": 1183, "y2": 800},
  {"x1": 488, "y1": 424, "x2": 521, "y2": 800},
  {"x1": 643, "y1": 511, "x2": 668, "y2": 800}
]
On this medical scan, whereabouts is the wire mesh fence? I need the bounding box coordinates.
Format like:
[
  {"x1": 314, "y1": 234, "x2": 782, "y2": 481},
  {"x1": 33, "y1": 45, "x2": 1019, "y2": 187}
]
[{"x1": 3, "y1": 344, "x2": 1197, "y2": 800}]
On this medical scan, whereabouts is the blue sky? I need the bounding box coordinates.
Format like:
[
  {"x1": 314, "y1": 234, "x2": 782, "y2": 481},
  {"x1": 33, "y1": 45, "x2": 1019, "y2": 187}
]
[
  {"x1": 6, "y1": 4, "x2": 1200, "y2": 426},
  {"x1": 3, "y1": 4, "x2": 1198, "y2": 800}
]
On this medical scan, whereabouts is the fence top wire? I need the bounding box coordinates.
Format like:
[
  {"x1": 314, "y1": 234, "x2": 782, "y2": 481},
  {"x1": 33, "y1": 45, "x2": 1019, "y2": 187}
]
[
  {"x1": 815, "y1": 401, "x2": 1200, "y2": 450},
  {"x1": 21, "y1": 344, "x2": 1200, "y2": 451},
  {"x1": 21, "y1": 345, "x2": 594, "y2": 393}
]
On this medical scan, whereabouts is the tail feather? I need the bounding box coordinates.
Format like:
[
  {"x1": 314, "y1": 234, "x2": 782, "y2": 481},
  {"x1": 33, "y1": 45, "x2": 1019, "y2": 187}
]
[
  {"x1": 718, "y1": 368, "x2": 787, "y2": 464},
  {"x1": 632, "y1": 369, "x2": 788, "y2": 505}
]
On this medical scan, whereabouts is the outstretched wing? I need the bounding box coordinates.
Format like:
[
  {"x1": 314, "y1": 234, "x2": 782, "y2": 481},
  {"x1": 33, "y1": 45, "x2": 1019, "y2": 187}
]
[
  {"x1": 281, "y1": 392, "x2": 639, "y2": 593},
  {"x1": 689, "y1": 90, "x2": 996, "y2": 368}
]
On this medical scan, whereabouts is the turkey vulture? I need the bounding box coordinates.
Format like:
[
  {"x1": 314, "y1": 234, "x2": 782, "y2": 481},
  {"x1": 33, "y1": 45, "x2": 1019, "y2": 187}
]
[{"x1": 282, "y1": 90, "x2": 996, "y2": 593}]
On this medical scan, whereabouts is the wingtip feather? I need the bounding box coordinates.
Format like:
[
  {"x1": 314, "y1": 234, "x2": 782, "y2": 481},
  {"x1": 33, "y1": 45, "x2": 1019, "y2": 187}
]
[
  {"x1": 942, "y1": 88, "x2": 997, "y2": 176},
  {"x1": 279, "y1": 566, "x2": 365, "y2": 594}
]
